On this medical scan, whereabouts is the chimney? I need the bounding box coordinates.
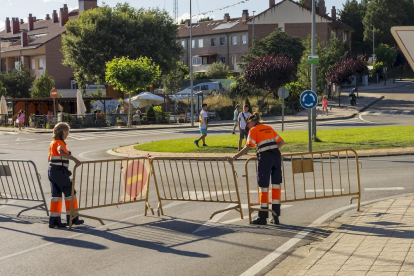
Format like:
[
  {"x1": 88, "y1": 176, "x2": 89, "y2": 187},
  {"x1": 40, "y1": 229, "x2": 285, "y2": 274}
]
[
  {"x1": 185, "y1": 19, "x2": 190, "y2": 27},
  {"x1": 21, "y1": 30, "x2": 28, "y2": 47},
  {"x1": 242, "y1": 10, "x2": 249, "y2": 21},
  {"x1": 269, "y1": 0, "x2": 275, "y2": 8},
  {"x1": 224, "y1": 13, "x2": 230, "y2": 23},
  {"x1": 63, "y1": 4, "x2": 69, "y2": 12},
  {"x1": 11, "y1": 18, "x2": 20, "y2": 34},
  {"x1": 45, "y1": 14, "x2": 50, "y2": 20},
  {"x1": 20, "y1": 19, "x2": 24, "y2": 25},
  {"x1": 33, "y1": 17, "x2": 37, "y2": 22},
  {"x1": 59, "y1": 7, "x2": 69, "y2": 27},
  {"x1": 52, "y1": 10, "x2": 59, "y2": 23},
  {"x1": 304, "y1": 0, "x2": 311, "y2": 9},
  {"x1": 331, "y1": 6, "x2": 336, "y2": 20},
  {"x1": 319, "y1": 0, "x2": 326, "y2": 15},
  {"x1": 28, "y1": 14, "x2": 34, "y2": 31},
  {"x1": 5, "y1": 17, "x2": 11, "y2": 33},
  {"x1": 79, "y1": 0, "x2": 98, "y2": 14}
]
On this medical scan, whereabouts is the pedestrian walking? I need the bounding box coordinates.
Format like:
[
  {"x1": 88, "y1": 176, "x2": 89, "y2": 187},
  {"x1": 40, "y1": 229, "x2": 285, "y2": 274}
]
[
  {"x1": 115, "y1": 104, "x2": 121, "y2": 114},
  {"x1": 227, "y1": 112, "x2": 285, "y2": 225},
  {"x1": 48, "y1": 122, "x2": 84, "y2": 228},
  {"x1": 322, "y1": 95, "x2": 328, "y2": 116},
  {"x1": 194, "y1": 103, "x2": 208, "y2": 147},
  {"x1": 232, "y1": 104, "x2": 241, "y2": 134},
  {"x1": 238, "y1": 104, "x2": 251, "y2": 151},
  {"x1": 17, "y1": 110, "x2": 25, "y2": 130}
]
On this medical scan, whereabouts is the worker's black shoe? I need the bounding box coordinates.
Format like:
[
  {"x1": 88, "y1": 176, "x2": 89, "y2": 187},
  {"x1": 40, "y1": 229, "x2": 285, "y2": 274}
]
[
  {"x1": 67, "y1": 215, "x2": 85, "y2": 225},
  {"x1": 269, "y1": 216, "x2": 280, "y2": 225},
  {"x1": 49, "y1": 217, "x2": 67, "y2": 229},
  {"x1": 251, "y1": 218, "x2": 267, "y2": 225}
]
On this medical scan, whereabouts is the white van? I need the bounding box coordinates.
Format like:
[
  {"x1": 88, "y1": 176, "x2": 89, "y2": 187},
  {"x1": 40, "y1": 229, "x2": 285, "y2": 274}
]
[{"x1": 176, "y1": 82, "x2": 222, "y2": 95}]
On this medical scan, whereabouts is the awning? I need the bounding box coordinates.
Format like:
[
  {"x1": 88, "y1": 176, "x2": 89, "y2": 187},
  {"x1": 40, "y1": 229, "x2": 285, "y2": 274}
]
[{"x1": 198, "y1": 53, "x2": 218, "y2": 57}]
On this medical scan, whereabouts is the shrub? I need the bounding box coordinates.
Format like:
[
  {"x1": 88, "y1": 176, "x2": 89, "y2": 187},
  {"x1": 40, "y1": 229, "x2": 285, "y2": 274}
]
[
  {"x1": 219, "y1": 105, "x2": 234, "y2": 120},
  {"x1": 205, "y1": 62, "x2": 230, "y2": 79},
  {"x1": 146, "y1": 106, "x2": 156, "y2": 123}
]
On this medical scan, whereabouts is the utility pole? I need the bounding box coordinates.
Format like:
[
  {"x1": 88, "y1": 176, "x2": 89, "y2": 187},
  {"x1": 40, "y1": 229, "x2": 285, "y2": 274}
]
[
  {"x1": 173, "y1": 0, "x2": 178, "y2": 24},
  {"x1": 0, "y1": 35, "x2": 2, "y2": 72},
  {"x1": 252, "y1": 11, "x2": 256, "y2": 46},
  {"x1": 190, "y1": 0, "x2": 194, "y2": 126},
  {"x1": 311, "y1": 0, "x2": 317, "y2": 141},
  {"x1": 372, "y1": 25, "x2": 375, "y2": 65}
]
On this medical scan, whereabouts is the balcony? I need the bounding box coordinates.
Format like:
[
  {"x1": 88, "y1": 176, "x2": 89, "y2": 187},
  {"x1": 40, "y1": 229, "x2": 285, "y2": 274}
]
[{"x1": 30, "y1": 69, "x2": 45, "y2": 78}]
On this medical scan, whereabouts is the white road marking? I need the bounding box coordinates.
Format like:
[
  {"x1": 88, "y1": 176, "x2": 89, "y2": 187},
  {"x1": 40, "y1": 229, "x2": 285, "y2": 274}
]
[
  {"x1": 15, "y1": 138, "x2": 36, "y2": 141},
  {"x1": 388, "y1": 110, "x2": 398, "y2": 115},
  {"x1": 193, "y1": 204, "x2": 294, "y2": 233},
  {"x1": 364, "y1": 187, "x2": 405, "y2": 191},
  {"x1": 240, "y1": 195, "x2": 408, "y2": 276},
  {"x1": 359, "y1": 113, "x2": 376, "y2": 124},
  {"x1": 78, "y1": 150, "x2": 105, "y2": 160},
  {"x1": 360, "y1": 111, "x2": 370, "y2": 116},
  {"x1": 373, "y1": 111, "x2": 382, "y2": 116},
  {"x1": 402, "y1": 110, "x2": 411, "y2": 115},
  {"x1": 0, "y1": 144, "x2": 9, "y2": 146},
  {"x1": 306, "y1": 189, "x2": 344, "y2": 193}
]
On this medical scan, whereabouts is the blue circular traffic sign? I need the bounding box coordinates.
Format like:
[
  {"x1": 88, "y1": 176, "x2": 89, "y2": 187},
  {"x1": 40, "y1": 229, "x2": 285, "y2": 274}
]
[{"x1": 300, "y1": 90, "x2": 318, "y2": 109}]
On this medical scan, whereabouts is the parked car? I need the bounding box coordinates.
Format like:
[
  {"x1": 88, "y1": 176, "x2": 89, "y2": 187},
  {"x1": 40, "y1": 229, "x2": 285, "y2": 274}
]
[{"x1": 176, "y1": 82, "x2": 222, "y2": 95}]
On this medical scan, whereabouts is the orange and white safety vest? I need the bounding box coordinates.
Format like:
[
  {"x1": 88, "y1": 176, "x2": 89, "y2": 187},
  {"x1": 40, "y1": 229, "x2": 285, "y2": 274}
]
[
  {"x1": 48, "y1": 140, "x2": 70, "y2": 167},
  {"x1": 246, "y1": 124, "x2": 282, "y2": 154}
]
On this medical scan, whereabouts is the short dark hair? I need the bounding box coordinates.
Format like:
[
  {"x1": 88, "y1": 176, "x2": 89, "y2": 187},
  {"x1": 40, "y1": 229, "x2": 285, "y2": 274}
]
[
  {"x1": 244, "y1": 104, "x2": 249, "y2": 108},
  {"x1": 236, "y1": 104, "x2": 240, "y2": 108},
  {"x1": 202, "y1": 103, "x2": 207, "y2": 108}
]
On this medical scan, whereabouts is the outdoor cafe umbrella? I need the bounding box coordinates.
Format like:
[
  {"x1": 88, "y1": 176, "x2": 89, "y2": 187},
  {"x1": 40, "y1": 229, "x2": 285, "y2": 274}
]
[
  {"x1": 76, "y1": 90, "x2": 87, "y2": 116},
  {"x1": 0, "y1": 96, "x2": 7, "y2": 115},
  {"x1": 130, "y1": 92, "x2": 164, "y2": 108}
]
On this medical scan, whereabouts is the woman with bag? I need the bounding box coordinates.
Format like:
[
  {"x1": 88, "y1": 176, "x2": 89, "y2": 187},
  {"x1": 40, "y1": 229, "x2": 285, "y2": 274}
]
[{"x1": 17, "y1": 110, "x2": 25, "y2": 131}]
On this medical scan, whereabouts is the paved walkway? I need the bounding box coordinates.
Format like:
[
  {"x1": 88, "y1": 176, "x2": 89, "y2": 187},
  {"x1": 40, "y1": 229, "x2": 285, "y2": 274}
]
[
  {"x1": 0, "y1": 80, "x2": 410, "y2": 134},
  {"x1": 277, "y1": 195, "x2": 414, "y2": 276}
]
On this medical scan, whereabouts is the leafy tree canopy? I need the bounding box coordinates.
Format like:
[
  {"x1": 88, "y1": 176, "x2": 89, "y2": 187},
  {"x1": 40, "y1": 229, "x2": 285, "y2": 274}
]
[
  {"x1": 375, "y1": 43, "x2": 397, "y2": 67},
  {"x1": 242, "y1": 28, "x2": 305, "y2": 66},
  {"x1": 0, "y1": 63, "x2": 35, "y2": 98},
  {"x1": 363, "y1": 0, "x2": 414, "y2": 46},
  {"x1": 31, "y1": 71, "x2": 55, "y2": 98},
  {"x1": 162, "y1": 62, "x2": 188, "y2": 93},
  {"x1": 62, "y1": 3, "x2": 182, "y2": 87},
  {"x1": 205, "y1": 62, "x2": 230, "y2": 79}
]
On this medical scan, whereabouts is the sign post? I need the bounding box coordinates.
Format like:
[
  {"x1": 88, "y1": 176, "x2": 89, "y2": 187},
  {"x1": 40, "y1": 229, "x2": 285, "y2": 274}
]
[
  {"x1": 300, "y1": 90, "x2": 318, "y2": 152},
  {"x1": 277, "y1": 87, "x2": 290, "y2": 131},
  {"x1": 50, "y1": 88, "x2": 58, "y2": 122}
]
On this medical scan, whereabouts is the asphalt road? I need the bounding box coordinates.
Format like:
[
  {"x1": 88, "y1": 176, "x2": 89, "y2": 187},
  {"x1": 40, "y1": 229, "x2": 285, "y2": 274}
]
[{"x1": 0, "y1": 87, "x2": 413, "y2": 276}]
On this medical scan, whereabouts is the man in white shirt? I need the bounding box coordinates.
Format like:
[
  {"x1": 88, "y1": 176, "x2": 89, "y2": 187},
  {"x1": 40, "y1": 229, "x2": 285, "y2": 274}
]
[
  {"x1": 238, "y1": 104, "x2": 251, "y2": 151},
  {"x1": 194, "y1": 103, "x2": 209, "y2": 147}
]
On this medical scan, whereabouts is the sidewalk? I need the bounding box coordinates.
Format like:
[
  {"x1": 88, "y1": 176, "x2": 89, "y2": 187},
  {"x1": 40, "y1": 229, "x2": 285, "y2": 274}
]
[
  {"x1": 276, "y1": 195, "x2": 414, "y2": 276},
  {"x1": 1, "y1": 80, "x2": 409, "y2": 134}
]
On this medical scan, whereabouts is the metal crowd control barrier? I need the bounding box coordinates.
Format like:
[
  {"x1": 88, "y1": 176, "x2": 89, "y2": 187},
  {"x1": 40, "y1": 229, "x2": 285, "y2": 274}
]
[
  {"x1": 150, "y1": 157, "x2": 244, "y2": 220},
  {"x1": 244, "y1": 149, "x2": 361, "y2": 223},
  {"x1": 0, "y1": 160, "x2": 49, "y2": 217},
  {"x1": 68, "y1": 157, "x2": 154, "y2": 228}
]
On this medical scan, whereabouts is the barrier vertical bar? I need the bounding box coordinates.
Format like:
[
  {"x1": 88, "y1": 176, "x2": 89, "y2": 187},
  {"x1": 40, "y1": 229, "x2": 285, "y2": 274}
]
[
  {"x1": 202, "y1": 158, "x2": 213, "y2": 200},
  {"x1": 181, "y1": 159, "x2": 191, "y2": 199},
  {"x1": 338, "y1": 152, "x2": 343, "y2": 195},
  {"x1": 320, "y1": 153, "x2": 326, "y2": 197},
  {"x1": 346, "y1": 151, "x2": 351, "y2": 193},
  {"x1": 111, "y1": 160, "x2": 116, "y2": 204},
  {"x1": 92, "y1": 162, "x2": 96, "y2": 206},
  {"x1": 104, "y1": 161, "x2": 109, "y2": 205},
  {"x1": 188, "y1": 159, "x2": 199, "y2": 200},
  {"x1": 281, "y1": 158, "x2": 287, "y2": 201},
  {"x1": 301, "y1": 155, "x2": 307, "y2": 199},
  {"x1": 174, "y1": 159, "x2": 185, "y2": 199},
  {"x1": 11, "y1": 161, "x2": 24, "y2": 198},
  {"x1": 157, "y1": 160, "x2": 167, "y2": 198},
  {"x1": 195, "y1": 159, "x2": 206, "y2": 200},
  {"x1": 329, "y1": 152, "x2": 334, "y2": 195},
  {"x1": 216, "y1": 159, "x2": 225, "y2": 201},
  {"x1": 163, "y1": 160, "x2": 173, "y2": 198},
  {"x1": 79, "y1": 164, "x2": 84, "y2": 207},
  {"x1": 168, "y1": 160, "x2": 179, "y2": 198},
  {"x1": 85, "y1": 163, "x2": 90, "y2": 207},
  {"x1": 98, "y1": 162, "x2": 103, "y2": 206},
  {"x1": 222, "y1": 159, "x2": 232, "y2": 202}
]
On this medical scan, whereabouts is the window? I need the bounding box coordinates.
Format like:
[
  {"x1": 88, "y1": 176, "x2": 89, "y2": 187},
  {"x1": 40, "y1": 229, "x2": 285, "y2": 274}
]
[
  {"x1": 211, "y1": 38, "x2": 217, "y2": 47},
  {"x1": 220, "y1": 37, "x2": 226, "y2": 46},
  {"x1": 198, "y1": 39, "x2": 203, "y2": 48},
  {"x1": 38, "y1": 59, "x2": 45, "y2": 70},
  {"x1": 220, "y1": 57, "x2": 226, "y2": 64},
  {"x1": 200, "y1": 85, "x2": 209, "y2": 90},
  {"x1": 180, "y1": 58, "x2": 185, "y2": 65},
  {"x1": 192, "y1": 57, "x2": 202, "y2": 65},
  {"x1": 242, "y1": 35, "x2": 247, "y2": 44},
  {"x1": 192, "y1": 39, "x2": 195, "y2": 48},
  {"x1": 181, "y1": 41, "x2": 185, "y2": 48},
  {"x1": 232, "y1": 36, "x2": 237, "y2": 45}
]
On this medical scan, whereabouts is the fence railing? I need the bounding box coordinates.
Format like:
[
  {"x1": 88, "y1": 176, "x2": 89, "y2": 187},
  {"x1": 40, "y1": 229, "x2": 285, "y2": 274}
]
[
  {"x1": 244, "y1": 149, "x2": 361, "y2": 223},
  {"x1": 150, "y1": 157, "x2": 244, "y2": 220},
  {"x1": 0, "y1": 160, "x2": 49, "y2": 217},
  {"x1": 68, "y1": 157, "x2": 154, "y2": 228}
]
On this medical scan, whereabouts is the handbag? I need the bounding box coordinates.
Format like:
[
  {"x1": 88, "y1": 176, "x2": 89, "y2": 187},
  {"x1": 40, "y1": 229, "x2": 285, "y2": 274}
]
[{"x1": 16, "y1": 119, "x2": 19, "y2": 124}]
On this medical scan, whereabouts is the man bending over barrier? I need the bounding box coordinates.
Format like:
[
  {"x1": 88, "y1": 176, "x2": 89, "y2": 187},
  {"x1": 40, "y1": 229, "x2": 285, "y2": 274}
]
[{"x1": 227, "y1": 112, "x2": 285, "y2": 225}]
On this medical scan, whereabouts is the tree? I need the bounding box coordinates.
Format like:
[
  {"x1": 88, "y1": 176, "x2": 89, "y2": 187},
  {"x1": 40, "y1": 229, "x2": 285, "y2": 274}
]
[
  {"x1": 339, "y1": 0, "x2": 370, "y2": 55},
  {"x1": 199, "y1": 17, "x2": 213, "y2": 22},
  {"x1": 326, "y1": 57, "x2": 357, "y2": 106},
  {"x1": 31, "y1": 71, "x2": 55, "y2": 98},
  {"x1": 395, "y1": 48, "x2": 408, "y2": 80},
  {"x1": 62, "y1": 3, "x2": 181, "y2": 87},
  {"x1": 105, "y1": 56, "x2": 160, "y2": 127},
  {"x1": 205, "y1": 62, "x2": 230, "y2": 79},
  {"x1": 375, "y1": 44, "x2": 397, "y2": 85},
  {"x1": 363, "y1": 0, "x2": 414, "y2": 46},
  {"x1": 0, "y1": 62, "x2": 35, "y2": 98},
  {"x1": 297, "y1": 36, "x2": 348, "y2": 96},
  {"x1": 353, "y1": 54, "x2": 368, "y2": 95},
  {"x1": 243, "y1": 55, "x2": 295, "y2": 111},
  {"x1": 242, "y1": 28, "x2": 305, "y2": 66}
]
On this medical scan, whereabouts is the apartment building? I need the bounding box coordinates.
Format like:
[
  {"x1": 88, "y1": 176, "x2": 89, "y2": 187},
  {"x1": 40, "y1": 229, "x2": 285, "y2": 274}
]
[
  {"x1": 0, "y1": 0, "x2": 98, "y2": 89},
  {"x1": 179, "y1": 0, "x2": 353, "y2": 73}
]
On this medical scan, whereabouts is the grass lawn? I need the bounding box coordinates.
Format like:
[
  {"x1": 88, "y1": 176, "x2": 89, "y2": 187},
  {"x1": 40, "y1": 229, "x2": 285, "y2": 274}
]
[{"x1": 134, "y1": 126, "x2": 414, "y2": 153}]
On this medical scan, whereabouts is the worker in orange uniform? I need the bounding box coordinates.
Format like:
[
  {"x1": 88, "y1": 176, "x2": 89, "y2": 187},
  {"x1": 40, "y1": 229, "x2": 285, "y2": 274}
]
[
  {"x1": 48, "y1": 123, "x2": 84, "y2": 228},
  {"x1": 227, "y1": 112, "x2": 285, "y2": 225}
]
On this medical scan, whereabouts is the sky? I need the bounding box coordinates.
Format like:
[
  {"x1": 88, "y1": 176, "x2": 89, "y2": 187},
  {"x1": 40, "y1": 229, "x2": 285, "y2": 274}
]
[{"x1": 0, "y1": 0, "x2": 350, "y2": 31}]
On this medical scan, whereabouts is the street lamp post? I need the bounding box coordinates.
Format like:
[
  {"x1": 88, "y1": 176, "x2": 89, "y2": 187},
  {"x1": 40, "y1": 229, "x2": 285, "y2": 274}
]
[
  {"x1": 252, "y1": 11, "x2": 256, "y2": 46},
  {"x1": 190, "y1": 0, "x2": 194, "y2": 126},
  {"x1": 310, "y1": 0, "x2": 317, "y2": 147},
  {"x1": 372, "y1": 25, "x2": 375, "y2": 65}
]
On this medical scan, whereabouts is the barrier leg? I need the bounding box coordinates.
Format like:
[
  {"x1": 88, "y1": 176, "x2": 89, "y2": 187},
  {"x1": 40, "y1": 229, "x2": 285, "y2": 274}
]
[{"x1": 16, "y1": 203, "x2": 48, "y2": 217}]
